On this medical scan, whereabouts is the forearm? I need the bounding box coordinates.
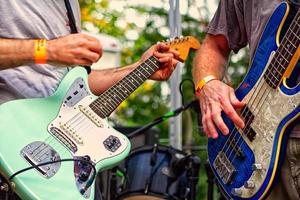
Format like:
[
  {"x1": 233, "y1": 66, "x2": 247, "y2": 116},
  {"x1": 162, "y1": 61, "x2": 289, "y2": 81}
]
[
  {"x1": 88, "y1": 63, "x2": 138, "y2": 96},
  {"x1": 192, "y1": 34, "x2": 231, "y2": 84},
  {"x1": 0, "y1": 38, "x2": 35, "y2": 69}
]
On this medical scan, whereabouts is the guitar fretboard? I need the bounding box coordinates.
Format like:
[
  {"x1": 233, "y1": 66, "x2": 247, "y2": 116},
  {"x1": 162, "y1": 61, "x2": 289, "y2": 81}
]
[
  {"x1": 89, "y1": 56, "x2": 161, "y2": 118},
  {"x1": 264, "y1": 8, "x2": 300, "y2": 88}
]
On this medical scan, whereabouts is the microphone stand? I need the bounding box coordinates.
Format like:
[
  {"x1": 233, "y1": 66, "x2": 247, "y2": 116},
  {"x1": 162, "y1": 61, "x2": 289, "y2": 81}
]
[
  {"x1": 186, "y1": 155, "x2": 201, "y2": 200},
  {"x1": 205, "y1": 161, "x2": 215, "y2": 200},
  {"x1": 127, "y1": 100, "x2": 198, "y2": 139}
]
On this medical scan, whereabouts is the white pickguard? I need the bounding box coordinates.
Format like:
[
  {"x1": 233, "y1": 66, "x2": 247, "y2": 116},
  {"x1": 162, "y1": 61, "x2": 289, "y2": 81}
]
[
  {"x1": 48, "y1": 95, "x2": 129, "y2": 164},
  {"x1": 234, "y1": 77, "x2": 299, "y2": 198}
]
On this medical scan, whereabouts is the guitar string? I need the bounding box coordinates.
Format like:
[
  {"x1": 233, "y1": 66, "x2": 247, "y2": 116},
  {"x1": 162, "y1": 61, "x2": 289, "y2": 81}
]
[
  {"x1": 86, "y1": 57, "x2": 157, "y2": 118},
  {"x1": 89, "y1": 57, "x2": 158, "y2": 118},
  {"x1": 222, "y1": 9, "x2": 299, "y2": 160},
  {"x1": 227, "y1": 80, "x2": 271, "y2": 161},
  {"x1": 223, "y1": 20, "x2": 298, "y2": 163},
  {"x1": 88, "y1": 57, "x2": 156, "y2": 118},
  {"x1": 227, "y1": 11, "x2": 300, "y2": 160},
  {"x1": 32, "y1": 62, "x2": 152, "y2": 158},
  {"x1": 31, "y1": 66, "x2": 142, "y2": 158},
  {"x1": 30, "y1": 36, "x2": 187, "y2": 162},
  {"x1": 221, "y1": 14, "x2": 299, "y2": 165},
  {"x1": 31, "y1": 57, "x2": 160, "y2": 160},
  {"x1": 215, "y1": 14, "x2": 297, "y2": 163},
  {"x1": 215, "y1": 57, "x2": 280, "y2": 162},
  {"x1": 224, "y1": 53, "x2": 288, "y2": 161},
  {"x1": 228, "y1": 15, "x2": 300, "y2": 163},
  {"x1": 219, "y1": 71, "x2": 270, "y2": 159},
  {"x1": 30, "y1": 42, "x2": 177, "y2": 164}
]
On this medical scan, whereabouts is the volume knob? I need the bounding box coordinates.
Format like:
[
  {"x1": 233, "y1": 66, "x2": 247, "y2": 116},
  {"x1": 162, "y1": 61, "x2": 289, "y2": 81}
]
[
  {"x1": 231, "y1": 188, "x2": 243, "y2": 197},
  {"x1": 252, "y1": 163, "x2": 262, "y2": 171}
]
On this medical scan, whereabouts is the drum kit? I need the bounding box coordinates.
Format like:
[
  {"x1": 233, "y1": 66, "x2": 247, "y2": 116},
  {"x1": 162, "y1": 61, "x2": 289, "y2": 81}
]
[{"x1": 101, "y1": 143, "x2": 201, "y2": 200}]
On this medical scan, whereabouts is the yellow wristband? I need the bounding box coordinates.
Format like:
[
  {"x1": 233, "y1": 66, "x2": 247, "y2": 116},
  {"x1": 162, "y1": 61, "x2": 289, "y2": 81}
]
[
  {"x1": 195, "y1": 75, "x2": 217, "y2": 93},
  {"x1": 34, "y1": 39, "x2": 47, "y2": 64}
]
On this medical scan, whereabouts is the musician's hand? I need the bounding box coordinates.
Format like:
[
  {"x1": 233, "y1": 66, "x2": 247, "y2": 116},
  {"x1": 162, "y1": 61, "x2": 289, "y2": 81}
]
[
  {"x1": 138, "y1": 43, "x2": 179, "y2": 81},
  {"x1": 47, "y1": 33, "x2": 103, "y2": 67},
  {"x1": 196, "y1": 80, "x2": 245, "y2": 138}
]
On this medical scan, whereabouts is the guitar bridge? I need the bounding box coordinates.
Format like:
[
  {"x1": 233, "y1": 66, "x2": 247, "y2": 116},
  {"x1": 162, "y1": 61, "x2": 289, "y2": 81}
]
[
  {"x1": 20, "y1": 141, "x2": 61, "y2": 178},
  {"x1": 213, "y1": 152, "x2": 236, "y2": 184}
]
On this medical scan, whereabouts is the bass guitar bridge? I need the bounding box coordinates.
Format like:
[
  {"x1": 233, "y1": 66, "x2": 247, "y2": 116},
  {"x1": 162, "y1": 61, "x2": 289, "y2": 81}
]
[{"x1": 213, "y1": 152, "x2": 236, "y2": 184}]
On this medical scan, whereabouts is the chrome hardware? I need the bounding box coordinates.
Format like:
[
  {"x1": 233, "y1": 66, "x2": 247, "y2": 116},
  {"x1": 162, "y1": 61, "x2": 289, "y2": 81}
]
[
  {"x1": 49, "y1": 127, "x2": 78, "y2": 153},
  {"x1": 74, "y1": 156, "x2": 95, "y2": 198},
  {"x1": 213, "y1": 152, "x2": 236, "y2": 184},
  {"x1": 20, "y1": 141, "x2": 61, "y2": 178},
  {"x1": 252, "y1": 163, "x2": 262, "y2": 171},
  {"x1": 64, "y1": 78, "x2": 89, "y2": 107},
  {"x1": 244, "y1": 180, "x2": 255, "y2": 189},
  {"x1": 231, "y1": 188, "x2": 243, "y2": 197}
]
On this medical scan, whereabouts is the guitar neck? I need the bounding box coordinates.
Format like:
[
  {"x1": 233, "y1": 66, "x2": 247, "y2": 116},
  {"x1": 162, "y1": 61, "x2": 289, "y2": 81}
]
[
  {"x1": 264, "y1": 8, "x2": 300, "y2": 88},
  {"x1": 89, "y1": 56, "x2": 161, "y2": 118}
]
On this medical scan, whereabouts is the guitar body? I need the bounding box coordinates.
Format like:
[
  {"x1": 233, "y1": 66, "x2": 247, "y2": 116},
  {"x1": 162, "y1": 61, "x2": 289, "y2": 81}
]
[
  {"x1": 0, "y1": 36, "x2": 200, "y2": 200},
  {"x1": 0, "y1": 67, "x2": 131, "y2": 200},
  {"x1": 208, "y1": 3, "x2": 299, "y2": 200}
]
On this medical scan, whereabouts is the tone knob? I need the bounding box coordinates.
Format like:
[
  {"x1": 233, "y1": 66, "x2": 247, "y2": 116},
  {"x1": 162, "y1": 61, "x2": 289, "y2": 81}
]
[
  {"x1": 231, "y1": 188, "x2": 243, "y2": 197},
  {"x1": 244, "y1": 180, "x2": 255, "y2": 189}
]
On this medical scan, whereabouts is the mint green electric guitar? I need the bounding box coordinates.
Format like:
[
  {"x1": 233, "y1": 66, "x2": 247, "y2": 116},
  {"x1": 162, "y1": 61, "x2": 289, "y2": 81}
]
[{"x1": 0, "y1": 36, "x2": 200, "y2": 200}]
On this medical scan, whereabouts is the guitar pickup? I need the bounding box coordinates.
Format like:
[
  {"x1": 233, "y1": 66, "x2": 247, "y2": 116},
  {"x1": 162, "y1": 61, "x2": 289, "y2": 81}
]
[{"x1": 240, "y1": 106, "x2": 257, "y2": 141}]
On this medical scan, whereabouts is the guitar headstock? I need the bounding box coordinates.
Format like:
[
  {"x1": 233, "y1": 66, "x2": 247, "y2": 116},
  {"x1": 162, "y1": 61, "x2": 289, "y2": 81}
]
[{"x1": 164, "y1": 36, "x2": 201, "y2": 62}]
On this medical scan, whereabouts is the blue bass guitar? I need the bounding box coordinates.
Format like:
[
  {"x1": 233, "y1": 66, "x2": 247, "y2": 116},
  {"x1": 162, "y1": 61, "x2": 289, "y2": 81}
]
[{"x1": 208, "y1": 2, "x2": 300, "y2": 200}]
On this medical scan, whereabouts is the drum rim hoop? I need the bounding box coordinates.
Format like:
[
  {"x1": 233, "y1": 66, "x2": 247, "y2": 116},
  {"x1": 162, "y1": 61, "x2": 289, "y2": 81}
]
[{"x1": 116, "y1": 190, "x2": 172, "y2": 199}]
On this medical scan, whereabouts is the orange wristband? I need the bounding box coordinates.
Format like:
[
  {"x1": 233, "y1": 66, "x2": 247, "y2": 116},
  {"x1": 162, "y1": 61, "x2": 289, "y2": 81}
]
[
  {"x1": 34, "y1": 39, "x2": 47, "y2": 64},
  {"x1": 195, "y1": 75, "x2": 217, "y2": 93}
]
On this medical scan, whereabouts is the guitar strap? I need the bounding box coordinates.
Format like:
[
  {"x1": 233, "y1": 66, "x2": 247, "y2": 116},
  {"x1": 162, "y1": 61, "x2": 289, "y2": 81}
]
[
  {"x1": 64, "y1": 0, "x2": 91, "y2": 73},
  {"x1": 64, "y1": 0, "x2": 78, "y2": 34}
]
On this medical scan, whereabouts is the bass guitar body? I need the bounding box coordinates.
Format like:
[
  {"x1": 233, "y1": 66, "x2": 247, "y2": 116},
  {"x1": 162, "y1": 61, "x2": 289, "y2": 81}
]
[{"x1": 208, "y1": 2, "x2": 300, "y2": 200}]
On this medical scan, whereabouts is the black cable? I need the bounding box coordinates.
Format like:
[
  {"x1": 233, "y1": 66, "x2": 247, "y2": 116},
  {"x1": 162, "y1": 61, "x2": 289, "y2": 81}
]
[
  {"x1": 9, "y1": 158, "x2": 97, "y2": 192},
  {"x1": 179, "y1": 78, "x2": 196, "y2": 104}
]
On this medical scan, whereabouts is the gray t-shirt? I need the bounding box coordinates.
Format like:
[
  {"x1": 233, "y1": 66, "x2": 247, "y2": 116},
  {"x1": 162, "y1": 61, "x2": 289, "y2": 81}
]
[
  {"x1": 206, "y1": 0, "x2": 282, "y2": 60},
  {"x1": 0, "y1": 0, "x2": 81, "y2": 103},
  {"x1": 206, "y1": 0, "x2": 300, "y2": 136}
]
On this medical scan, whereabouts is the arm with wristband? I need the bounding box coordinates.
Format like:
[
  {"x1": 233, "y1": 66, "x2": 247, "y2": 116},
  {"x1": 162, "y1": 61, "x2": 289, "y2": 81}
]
[
  {"x1": 0, "y1": 34, "x2": 102, "y2": 70},
  {"x1": 192, "y1": 34, "x2": 245, "y2": 139}
]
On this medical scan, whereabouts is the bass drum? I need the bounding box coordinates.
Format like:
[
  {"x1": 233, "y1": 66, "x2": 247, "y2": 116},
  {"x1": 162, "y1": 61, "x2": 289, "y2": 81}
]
[{"x1": 117, "y1": 145, "x2": 190, "y2": 200}]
